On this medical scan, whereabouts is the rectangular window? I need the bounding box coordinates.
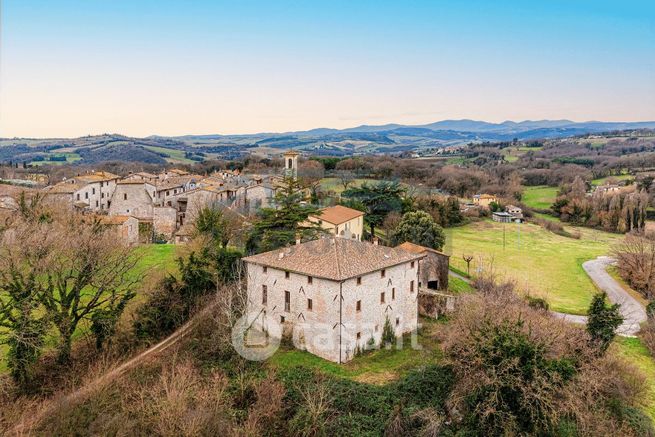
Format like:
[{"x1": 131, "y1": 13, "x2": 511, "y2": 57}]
[
  {"x1": 356, "y1": 332, "x2": 361, "y2": 340},
  {"x1": 92, "y1": 188, "x2": 96, "y2": 195},
  {"x1": 410, "y1": 280, "x2": 415, "y2": 293},
  {"x1": 280, "y1": 315, "x2": 285, "y2": 323},
  {"x1": 100, "y1": 182, "x2": 104, "y2": 188},
  {"x1": 411, "y1": 261, "x2": 415, "y2": 269},
  {"x1": 285, "y1": 271, "x2": 290, "y2": 279},
  {"x1": 380, "y1": 292, "x2": 385, "y2": 303},
  {"x1": 307, "y1": 276, "x2": 313, "y2": 284},
  {"x1": 262, "y1": 285, "x2": 267, "y2": 304},
  {"x1": 285, "y1": 291, "x2": 290, "y2": 312},
  {"x1": 76, "y1": 194, "x2": 80, "y2": 201},
  {"x1": 101, "y1": 193, "x2": 104, "y2": 198},
  {"x1": 263, "y1": 266, "x2": 267, "y2": 274},
  {"x1": 85, "y1": 192, "x2": 88, "y2": 199},
  {"x1": 307, "y1": 298, "x2": 313, "y2": 311},
  {"x1": 357, "y1": 277, "x2": 362, "y2": 285},
  {"x1": 392, "y1": 288, "x2": 396, "y2": 300},
  {"x1": 396, "y1": 317, "x2": 400, "y2": 326},
  {"x1": 381, "y1": 269, "x2": 386, "y2": 278},
  {"x1": 123, "y1": 193, "x2": 127, "y2": 200},
  {"x1": 95, "y1": 200, "x2": 98, "y2": 207},
  {"x1": 356, "y1": 300, "x2": 361, "y2": 312}
]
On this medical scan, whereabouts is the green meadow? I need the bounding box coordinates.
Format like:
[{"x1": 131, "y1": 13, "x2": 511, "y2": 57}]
[
  {"x1": 446, "y1": 220, "x2": 622, "y2": 315},
  {"x1": 522, "y1": 185, "x2": 559, "y2": 210}
]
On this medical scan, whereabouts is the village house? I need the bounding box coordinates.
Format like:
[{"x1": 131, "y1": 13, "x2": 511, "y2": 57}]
[
  {"x1": 99, "y1": 215, "x2": 139, "y2": 245},
  {"x1": 243, "y1": 237, "x2": 423, "y2": 363},
  {"x1": 45, "y1": 171, "x2": 120, "y2": 212},
  {"x1": 108, "y1": 181, "x2": 177, "y2": 239},
  {"x1": 307, "y1": 205, "x2": 364, "y2": 241},
  {"x1": 124, "y1": 171, "x2": 159, "y2": 184},
  {"x1": 472, "y1": 193, "x2": 497, "y2": 209}
]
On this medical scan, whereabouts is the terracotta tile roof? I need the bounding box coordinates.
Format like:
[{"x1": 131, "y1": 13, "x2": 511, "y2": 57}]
[
  {"x1": 397, "y1": 241, "x2": 449, "y2": 257},
  {"x1": 243, "y1": 237, "x2": 423, "y2": 281},
  {"x1": 75, "y1": 171, "x2": 120, "y2": 183},
  {"x1": 46, "y1": 182, "x2": 84, "y2": 194},
  {"x1": 118, "y1": 179, "x2": 150, "y2": 185},
  {"x1": 100, "y1": 215, "x2": 134, "y2": 225},
  {"x1": 311, "y1": 205, "x2": 364, "y2": 225}
]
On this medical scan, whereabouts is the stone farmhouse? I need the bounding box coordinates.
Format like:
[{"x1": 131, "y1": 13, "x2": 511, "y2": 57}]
[
  {"x1": 243, "y1": 237, "x2": 423, "y2": 363},
  {"x1": 307, "y1": 205, "x2": 364, "y2": 241}
]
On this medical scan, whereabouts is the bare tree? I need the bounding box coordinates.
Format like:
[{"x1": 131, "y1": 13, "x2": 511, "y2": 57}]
[{"x1": 38, "y1": 215, "x2": 141, "y2": 362}]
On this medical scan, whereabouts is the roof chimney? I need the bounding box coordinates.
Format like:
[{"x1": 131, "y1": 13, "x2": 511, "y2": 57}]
[
  {"x1": 296, "y1": 235, "x2": 301, "y2": 245},
  {"x1": 373, "y1": 237, "x2": 379, "y2": 246}
]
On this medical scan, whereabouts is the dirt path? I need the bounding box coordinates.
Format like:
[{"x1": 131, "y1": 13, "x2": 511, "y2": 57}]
[{"x1": 10, "y1": 302, "x2": 216, "y2": 436}]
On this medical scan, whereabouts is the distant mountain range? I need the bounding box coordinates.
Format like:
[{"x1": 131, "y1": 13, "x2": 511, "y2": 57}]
[{"x1": 2, "y1": 120, "x2": 655, "y2": 164}]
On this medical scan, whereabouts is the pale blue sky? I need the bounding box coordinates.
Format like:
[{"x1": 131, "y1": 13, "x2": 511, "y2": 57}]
[{"x1": 1, "y1": 0, "x2": 654, "y2": 137}]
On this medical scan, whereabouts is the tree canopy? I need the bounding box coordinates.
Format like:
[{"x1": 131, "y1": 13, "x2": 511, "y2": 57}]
[
  {"x1": 390, "y1": 210, "x2": 445, "y2": 250},
  {"x1": 342, "y1": 181, "x2": 405, "y2": 238}
]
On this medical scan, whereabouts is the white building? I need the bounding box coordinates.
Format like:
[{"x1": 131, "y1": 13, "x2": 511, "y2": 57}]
[
  {"x1": 243, "y1": 238, "x2": 423, "y2": 363},
  {"x1": 308, "y1": 205, "x2": 364, "y2": 241}
]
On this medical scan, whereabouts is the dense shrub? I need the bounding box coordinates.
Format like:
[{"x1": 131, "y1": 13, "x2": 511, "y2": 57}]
[{"x1": 443, "y1": 284, "x2": 651, "y2": 436}]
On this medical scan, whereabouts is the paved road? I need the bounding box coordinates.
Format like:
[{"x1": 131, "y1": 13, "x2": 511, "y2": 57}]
[
  {"x1": 451, "y1": 261, "x2": 647, "y2": 337},
  {"x1": 582, "y1": 256, "x2": 647, "y2": 336}
]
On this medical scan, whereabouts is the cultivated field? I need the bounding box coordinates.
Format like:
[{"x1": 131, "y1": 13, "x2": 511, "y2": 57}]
[{"x1": 446, "y1": 220, "x2": 622, "y2": 315}]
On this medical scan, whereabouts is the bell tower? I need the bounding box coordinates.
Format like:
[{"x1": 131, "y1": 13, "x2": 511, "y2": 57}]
[{"x1": 283, "y1": 150, "x2": 299, "y2": 180}]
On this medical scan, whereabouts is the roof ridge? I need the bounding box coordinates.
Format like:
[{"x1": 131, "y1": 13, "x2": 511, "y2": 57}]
[{"x1": 333, "y1": 238, "x2": 342, "y2": 279}]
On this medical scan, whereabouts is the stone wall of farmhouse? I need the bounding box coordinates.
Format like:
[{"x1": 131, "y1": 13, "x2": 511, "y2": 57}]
[
  {"x1": 418, "y1": 252, "x2": 449, "y2": 291},
  {"x1": 246, "y1": 260, "x2": 418, "y2": 363},
  {"x1": 246, "y1": 263, "x2": 342, "y2": 362},
  {"x1": 109, "y1": 185, "x2": 154, "y2": 219},
  {"x1": 339, "y1": 262, "x2": 419, "y2": 362},
  {"x1": 153, "y1": 206, "x2": 177, "y2": 237}
]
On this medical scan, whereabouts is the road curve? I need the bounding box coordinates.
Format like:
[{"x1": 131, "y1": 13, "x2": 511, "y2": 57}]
[{"x1": 582, "y1": 256, "x2": 647, "y2": 336}]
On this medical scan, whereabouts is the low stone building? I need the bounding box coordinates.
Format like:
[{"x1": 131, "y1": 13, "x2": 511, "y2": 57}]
[
  {"x1": 308, "y1": 205, "x2": 364, "y2": 241},
  {"x1": 243, "y1": 238, "x2": 423, "y2": 363},
  {"x1": 100, "y1": 215, "x2": 139, "y2": 245},
  {"x1": 396, "y1": 242, "x2": 449, "y2": 291}
]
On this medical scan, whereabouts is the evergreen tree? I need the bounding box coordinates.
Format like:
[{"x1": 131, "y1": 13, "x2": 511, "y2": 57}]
[
  {"x1": 342, "y1": 181, "x2": 405, "y2": 238},
  {"x1": 247, "y1": 176, "x2": 324, "y2": 253},
  {"x1": 586, "y1": 292, "x2": 623, "y2": 353}
]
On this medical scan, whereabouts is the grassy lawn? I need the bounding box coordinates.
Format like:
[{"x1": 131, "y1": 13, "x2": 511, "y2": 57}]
[
  {"x1": 449, "y1": 275, "x2": 473, "y2": 294},
  {"x1": 522, "y1": 185, "x2": 558, "y2": 210},
  {"x1": 446, "y1": 220, "x2": 622, "y2": 315},
  {"x1": 267, "y1": 318, "x2": 442, "y2": 384},
  {"x1": 614, "y1": 337, "x2": 655, "y2": 421}
]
